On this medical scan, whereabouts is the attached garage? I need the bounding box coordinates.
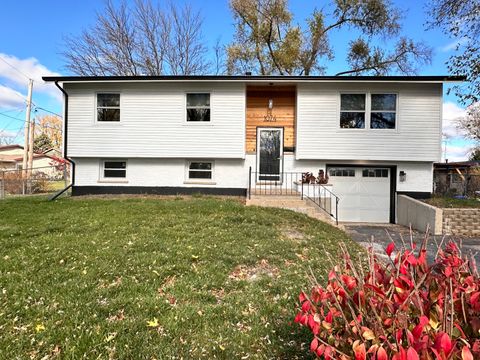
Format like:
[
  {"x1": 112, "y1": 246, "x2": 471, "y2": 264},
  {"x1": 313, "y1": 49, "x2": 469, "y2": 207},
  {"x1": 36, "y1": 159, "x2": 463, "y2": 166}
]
[{"x1": 328, "y1": 166, "x2": 395, "y2": 223}]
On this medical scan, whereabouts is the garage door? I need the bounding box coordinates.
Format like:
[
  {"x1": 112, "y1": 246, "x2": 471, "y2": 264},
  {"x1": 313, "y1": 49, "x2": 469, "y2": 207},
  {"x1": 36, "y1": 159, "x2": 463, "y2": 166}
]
[{"x1": 328, "y1": 167, "x2": 391, "y2": 223}]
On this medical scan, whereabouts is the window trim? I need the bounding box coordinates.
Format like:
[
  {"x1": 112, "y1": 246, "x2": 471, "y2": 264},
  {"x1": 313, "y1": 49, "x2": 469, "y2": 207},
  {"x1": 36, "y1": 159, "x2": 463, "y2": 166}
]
[
  {"x1": 184, "y1": 92, "x2": 212, "y2": 124},
  {"x1": 99, "y1": 159, "x2": 128, "y2": 183},
  {"x1": 338, "y1": 92, "x2": 399, "y2": 131},
  {"x1": 184, "y1": 160, "x2": 216, "y2": 184},
  {"x1": 95, "y1": 92, "x2": 121, "y2": 123}
]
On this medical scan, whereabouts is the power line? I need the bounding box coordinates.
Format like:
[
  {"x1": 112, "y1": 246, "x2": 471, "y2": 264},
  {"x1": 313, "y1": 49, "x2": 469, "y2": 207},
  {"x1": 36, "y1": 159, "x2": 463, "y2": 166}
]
[
  {"x1": 0, "y1": 112, "x2": 23, "y2": 122},
  {"x1": 0, "y1": 112, "x2": 62, "y2": 133},
  {"x1": 0, "y1": 81, "x2": 27, "y2": 103},
  {"x1": 34, "y1": 106, "x2": 62, "y2": 118},
  {"x1": 0, "y1": 55, "x2": 32, "y2": 81},
  {"x1": 0, "y1": 107, "x2": 24, "y2": 116}
]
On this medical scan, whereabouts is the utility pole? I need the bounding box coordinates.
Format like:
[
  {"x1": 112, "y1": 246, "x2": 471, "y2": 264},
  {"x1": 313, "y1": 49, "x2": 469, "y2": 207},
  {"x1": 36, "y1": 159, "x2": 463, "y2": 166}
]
[
  {"x1": 27, "y1": 117, "x2": 35, "y2": 175},
  {"x1": 22, "y1": 79, "x2": 34, "y2": 174}
]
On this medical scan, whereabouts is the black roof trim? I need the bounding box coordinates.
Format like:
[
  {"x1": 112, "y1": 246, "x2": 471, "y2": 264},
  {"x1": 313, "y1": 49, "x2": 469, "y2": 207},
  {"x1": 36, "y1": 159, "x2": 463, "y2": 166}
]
[{"x1": 42, "y1": 75, "x2": 466, "y2": 82}]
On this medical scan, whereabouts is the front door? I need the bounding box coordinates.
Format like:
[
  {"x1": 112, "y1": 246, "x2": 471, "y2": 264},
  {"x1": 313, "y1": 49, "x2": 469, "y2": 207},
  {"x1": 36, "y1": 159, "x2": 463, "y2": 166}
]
[{"x1": 257, "y1": 128, "x2": 283, "y2": 181}]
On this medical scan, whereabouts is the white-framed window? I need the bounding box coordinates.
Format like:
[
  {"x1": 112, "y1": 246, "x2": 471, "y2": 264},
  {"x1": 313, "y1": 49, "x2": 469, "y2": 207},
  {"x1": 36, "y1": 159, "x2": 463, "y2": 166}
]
[
  {"x1": 102, "y1": 160, "x2": 127, "y2": 179},
  {"x1": 340, "y1": 94, "x2": 366, "y2": 129},
  {"x1": 97, "y1": 93, "x2": 120, "y2": 122},
  {"x1": 339, "y1": 93, "x2": 397, "y2": 130},
  {"x1": 187, "y1": 161, "x2": 213, "y2": 180},
  {"x1": 329, "y1": 168, "x2": 355, "y2": 177},
  {"x1": 186, "y1": 93, "x2": 210, "y2": 122},
  {"x1": 370, "y1": 94, "x2": 397, "y2": 129}
]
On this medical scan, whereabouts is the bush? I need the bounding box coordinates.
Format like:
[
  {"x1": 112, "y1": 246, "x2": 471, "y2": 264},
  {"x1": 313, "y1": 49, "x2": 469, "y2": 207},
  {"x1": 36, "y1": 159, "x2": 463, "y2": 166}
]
[
  {"x1": 295, "y1": 238, "x2": 479, "y2": 359},
  {"x1": 30, "y1": 172, "x2": 51, "y2": 194}
]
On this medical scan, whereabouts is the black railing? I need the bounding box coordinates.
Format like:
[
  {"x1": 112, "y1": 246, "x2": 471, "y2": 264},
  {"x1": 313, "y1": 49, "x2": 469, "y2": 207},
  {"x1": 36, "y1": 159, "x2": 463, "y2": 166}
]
[
  {"x1": 248, "y1": 170, "x2": 304, "y2": 197},
  {"x1": 302, "y1": 182, "x2": 339, "y2": 225},
  {"x1": 247, "y1": 167, "x2": 340, "y2": 224}
]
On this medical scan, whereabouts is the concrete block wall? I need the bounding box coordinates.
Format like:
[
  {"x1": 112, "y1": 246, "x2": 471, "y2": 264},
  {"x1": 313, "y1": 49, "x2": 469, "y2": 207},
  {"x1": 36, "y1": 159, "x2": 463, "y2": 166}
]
[{"x1": 443, "y1": 208, "x2": 480, "y2": 236}]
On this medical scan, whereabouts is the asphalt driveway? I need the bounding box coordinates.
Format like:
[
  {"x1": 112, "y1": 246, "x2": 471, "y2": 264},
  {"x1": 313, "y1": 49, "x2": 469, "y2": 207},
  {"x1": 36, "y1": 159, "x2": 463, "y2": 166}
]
[{"x1": 344, "y1": 224, "x2": 480, "y2": 268}]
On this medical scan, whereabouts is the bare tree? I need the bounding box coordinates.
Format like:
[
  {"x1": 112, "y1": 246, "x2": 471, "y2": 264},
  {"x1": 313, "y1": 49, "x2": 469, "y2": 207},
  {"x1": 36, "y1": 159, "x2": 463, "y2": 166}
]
[
  {"x1": 0, "y1": 131, "x2": 15, "y2": 145},
  {"x1": 458, "y1": 102, "x2": 480, "y2": 143},
  {"x1": 62, "y1": 0, "x2": 209, "y2": 76},
  {"x1": 212, "y1": 38, "x2": 227, "y2": 75},
  {"x1": 166, "y1": 3, "x2": 209, "y2": 75}
]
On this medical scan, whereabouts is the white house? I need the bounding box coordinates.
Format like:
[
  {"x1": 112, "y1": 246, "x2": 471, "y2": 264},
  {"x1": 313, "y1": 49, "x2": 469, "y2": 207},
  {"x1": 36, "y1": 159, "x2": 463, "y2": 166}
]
[{"x1": 43, "y1": 75, "x2": 463, "y2": 223}]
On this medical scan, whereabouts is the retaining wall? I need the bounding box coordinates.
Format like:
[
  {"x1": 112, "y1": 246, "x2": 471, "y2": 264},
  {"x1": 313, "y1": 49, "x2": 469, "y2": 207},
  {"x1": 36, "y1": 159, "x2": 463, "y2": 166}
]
[
  {"x1": 397, "y1": 195, "x2": 443, "y2": 235},
  {"x1": 443, "y1": 208, "x2": 480, "y2": 236}
]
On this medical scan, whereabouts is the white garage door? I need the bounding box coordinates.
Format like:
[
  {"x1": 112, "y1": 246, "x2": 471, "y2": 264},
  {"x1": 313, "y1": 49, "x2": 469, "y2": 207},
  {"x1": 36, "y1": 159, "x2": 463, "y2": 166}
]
[{"x1": 329, "y1": 167, "x2": 391, "y2": 223}]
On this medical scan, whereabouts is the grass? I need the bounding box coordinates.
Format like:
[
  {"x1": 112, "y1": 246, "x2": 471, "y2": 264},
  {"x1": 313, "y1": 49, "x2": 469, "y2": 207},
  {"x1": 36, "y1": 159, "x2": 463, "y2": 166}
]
[
  {"x1": 425, "y1": 196, "x2": 480, "y2": 208},
  {"x1": 0, "y1": 195, "x2": 360, "y2": 359}
]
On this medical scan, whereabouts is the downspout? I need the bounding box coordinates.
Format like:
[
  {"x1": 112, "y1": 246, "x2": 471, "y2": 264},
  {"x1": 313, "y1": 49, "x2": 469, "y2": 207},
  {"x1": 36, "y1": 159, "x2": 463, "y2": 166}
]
[{"x1": 49, "y1": 81, "x2": 75, "y2": 200}]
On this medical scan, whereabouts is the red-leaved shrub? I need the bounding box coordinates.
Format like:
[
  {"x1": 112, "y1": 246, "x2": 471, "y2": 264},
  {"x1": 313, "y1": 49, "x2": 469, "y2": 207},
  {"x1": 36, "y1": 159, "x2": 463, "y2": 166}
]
[{"x1": 295, "y1": 236, "x2": 480, "y2": 359}]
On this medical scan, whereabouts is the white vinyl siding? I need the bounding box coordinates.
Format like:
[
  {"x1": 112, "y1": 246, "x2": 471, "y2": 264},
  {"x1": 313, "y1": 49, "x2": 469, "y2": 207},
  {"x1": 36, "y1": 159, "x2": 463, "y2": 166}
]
[
  {"x1": 296, "y1": 82, "x2": 442, "y2": 162},
  {"x1": 66, "y1": 82, "x2": 245, "y2": 158}
]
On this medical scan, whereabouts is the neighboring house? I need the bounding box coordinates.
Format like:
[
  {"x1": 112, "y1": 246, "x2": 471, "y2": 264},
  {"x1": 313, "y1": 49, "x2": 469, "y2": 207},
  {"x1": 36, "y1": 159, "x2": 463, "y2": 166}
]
[
  {"x1": 0, "y1": 144, "x2": 64, "y2": 178},
  {"x1": 434, "y1": 161, "x2": 480, "y2": 196},
  {"x1": 43, "y1": 75, "x2": 463, "y2": 223},
  {"x1": 0, "y1": 144, "x2": 23, "y2": 169}
]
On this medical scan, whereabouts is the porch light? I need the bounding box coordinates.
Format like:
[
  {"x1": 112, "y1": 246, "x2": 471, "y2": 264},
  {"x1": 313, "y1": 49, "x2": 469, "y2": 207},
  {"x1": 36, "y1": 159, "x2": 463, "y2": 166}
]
[
  {"x1": 399, "y1": 171, "x2": 407, "y2": 182},
  {"x1": 268, "y1": 99, "x2": 273, "y2": 109}
]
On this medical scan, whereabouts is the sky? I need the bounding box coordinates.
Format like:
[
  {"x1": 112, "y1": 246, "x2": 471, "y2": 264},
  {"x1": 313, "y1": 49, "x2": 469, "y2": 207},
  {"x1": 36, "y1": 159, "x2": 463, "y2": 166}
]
[{"x1": 0, "y1": 0, "x2": 474, "y2": 161}]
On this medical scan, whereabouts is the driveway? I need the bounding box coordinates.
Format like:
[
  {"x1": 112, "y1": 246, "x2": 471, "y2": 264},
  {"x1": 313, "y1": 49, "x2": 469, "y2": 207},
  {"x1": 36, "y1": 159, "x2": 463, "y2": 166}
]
[{"x1": 343, "y1": 224, "x2": 480, "y2": 268}]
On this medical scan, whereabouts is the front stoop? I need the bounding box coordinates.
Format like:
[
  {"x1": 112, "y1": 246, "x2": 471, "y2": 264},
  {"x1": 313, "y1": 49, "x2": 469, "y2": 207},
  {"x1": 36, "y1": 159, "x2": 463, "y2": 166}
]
[{"x1": 246, "y1": 195, "x2": 341, "y2": 228}]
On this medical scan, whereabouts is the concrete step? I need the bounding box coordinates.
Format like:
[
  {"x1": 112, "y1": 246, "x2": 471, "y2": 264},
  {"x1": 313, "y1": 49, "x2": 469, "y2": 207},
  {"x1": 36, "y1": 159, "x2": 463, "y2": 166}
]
[{"x1": 246, "y1": 196, "x2": 338, "y2": 227}]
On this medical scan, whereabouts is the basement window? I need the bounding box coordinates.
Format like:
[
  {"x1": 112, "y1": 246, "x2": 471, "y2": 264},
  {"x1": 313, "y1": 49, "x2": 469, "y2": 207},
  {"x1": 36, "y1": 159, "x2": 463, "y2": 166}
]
[
  {"x1": 103, "y1": 160, "x2": 127, "y2": 178},
  {"x1": 97, "y1": 93, "x2": 120, "y2": 122},
  {"x1": 186, "y1": 93, "x2": 210, "y2": 122},
  {"x1": 188, "y1": 161, "x2": 213, "y2": 180}
]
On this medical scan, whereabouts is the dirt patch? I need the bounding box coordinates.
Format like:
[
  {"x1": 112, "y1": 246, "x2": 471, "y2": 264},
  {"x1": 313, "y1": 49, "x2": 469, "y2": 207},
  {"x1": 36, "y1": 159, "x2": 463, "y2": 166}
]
[
  {"x1": 229, "y1": 259, "x2": 280, "y2": 282},
  {"x1": 281, "y1": 227, "x2": 306, "y2": 241},
  {"x1": 210, "y1": 288, "x2": 226, "y2": 304}
]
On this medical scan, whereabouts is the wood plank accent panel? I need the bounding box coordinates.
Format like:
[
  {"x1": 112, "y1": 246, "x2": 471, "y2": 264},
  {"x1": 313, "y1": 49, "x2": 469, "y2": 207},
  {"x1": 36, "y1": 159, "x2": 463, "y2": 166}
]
[{"x1": 246, "y1": 85, "x2": 296, "y2": 153}]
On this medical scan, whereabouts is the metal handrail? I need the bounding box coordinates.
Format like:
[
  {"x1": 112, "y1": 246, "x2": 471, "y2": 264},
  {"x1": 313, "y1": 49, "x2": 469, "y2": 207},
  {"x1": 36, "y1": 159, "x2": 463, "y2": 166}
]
[
  {"x1": 247, "y1": 168, "x2": 340, "y2": 225},
  {"x1": 302, "y1": 182, "x2": 340, "y2": 225}
]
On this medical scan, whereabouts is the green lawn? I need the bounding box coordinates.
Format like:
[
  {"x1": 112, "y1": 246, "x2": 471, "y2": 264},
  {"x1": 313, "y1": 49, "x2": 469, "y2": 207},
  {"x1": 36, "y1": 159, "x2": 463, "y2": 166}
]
[
  {"x1": 425, "y1": 196, "x2": 480, "y2": 208},
  {"x1": 0, "y1": 196, "x2": 359, "y2": 359}
]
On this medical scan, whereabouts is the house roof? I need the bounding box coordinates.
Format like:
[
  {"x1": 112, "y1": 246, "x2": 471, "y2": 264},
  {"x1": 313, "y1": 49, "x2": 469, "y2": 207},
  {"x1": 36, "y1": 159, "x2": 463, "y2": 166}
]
[
  {"x1": 0, "y1": 144, "x2": 23, "y2": 151},
  {"x1": 43, "y1": 75, "x2": 466, "y2": 83},
  {"x1": 434, "y1": 161, "x2": 480, "y2": 169}
]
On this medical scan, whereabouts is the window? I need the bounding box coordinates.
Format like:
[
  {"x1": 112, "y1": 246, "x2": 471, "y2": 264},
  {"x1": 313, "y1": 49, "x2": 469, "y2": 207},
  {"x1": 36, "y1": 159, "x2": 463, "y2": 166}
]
[
  {"x1": 186, "y1": 93, "x2": 210, "y2": 122},
  {"x1": 97, "y1": 93, "x2": 120, "y2": 122},
  {"x1": 188, "y1": 162, "x2": 213, "y2": 179},
  {"x1": 340, "y1": 94, "x2": 366, "y2": 128},
  {"x1": 371, "y1": 94, "x2": 396, "y2": 129},
  {"x1": 103, "y1": 160, "x2": 126, "y2": 178},
  {"x1": 329, "y1": 168, "x2": 355, "y2": 177},
  {"x1": 362, "y1": 168, "x2": 389, "y2": 178}
]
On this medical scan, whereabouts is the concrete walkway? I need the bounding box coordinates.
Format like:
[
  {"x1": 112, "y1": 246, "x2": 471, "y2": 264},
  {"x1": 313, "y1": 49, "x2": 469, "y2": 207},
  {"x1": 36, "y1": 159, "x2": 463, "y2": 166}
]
[{"x1": 344, "y1": 224, "x2": 480, "y2": 268}]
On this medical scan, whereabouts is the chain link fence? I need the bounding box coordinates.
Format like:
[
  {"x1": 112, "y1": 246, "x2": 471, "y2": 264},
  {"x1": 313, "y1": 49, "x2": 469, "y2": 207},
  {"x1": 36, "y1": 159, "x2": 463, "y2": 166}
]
[
  {"x1": 0, "y1": 165, "x2": 70, "y2": 199},
  {"x1": 433, "y1": 173, "x2": 480, "y2": 197}
]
